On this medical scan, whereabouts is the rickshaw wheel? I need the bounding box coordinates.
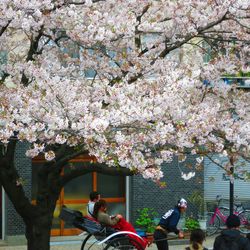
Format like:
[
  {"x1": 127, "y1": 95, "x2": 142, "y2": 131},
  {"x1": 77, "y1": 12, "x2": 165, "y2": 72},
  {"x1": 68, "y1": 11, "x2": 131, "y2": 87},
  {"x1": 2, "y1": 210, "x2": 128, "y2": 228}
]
[
  {"x1": 103, "y1": 237, "x2": 144, "y2": 250},
  {"x1": 81, "y1": 234, "x2": 105, "y2": 250}
]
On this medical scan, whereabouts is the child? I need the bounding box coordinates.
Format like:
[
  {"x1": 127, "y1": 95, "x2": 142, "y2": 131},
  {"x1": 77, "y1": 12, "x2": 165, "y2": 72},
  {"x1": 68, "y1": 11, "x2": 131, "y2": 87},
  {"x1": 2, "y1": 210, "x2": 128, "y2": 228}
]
[{"x1": 185, "y1": 229, "x2": 208, "y2": 250}]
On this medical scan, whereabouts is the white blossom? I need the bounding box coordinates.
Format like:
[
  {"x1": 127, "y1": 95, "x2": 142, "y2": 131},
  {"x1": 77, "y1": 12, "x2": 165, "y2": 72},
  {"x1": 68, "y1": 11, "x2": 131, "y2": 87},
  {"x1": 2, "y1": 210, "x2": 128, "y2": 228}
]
[
  {"x1": 196, "y1": 156, "x2": 204, "y2": 164},
  {"x1": 45, "y1": 151, "x2": 56, "y2": 161},
  {"x1": 181, "y1": 172, "x2": 196, "y2": 181}
]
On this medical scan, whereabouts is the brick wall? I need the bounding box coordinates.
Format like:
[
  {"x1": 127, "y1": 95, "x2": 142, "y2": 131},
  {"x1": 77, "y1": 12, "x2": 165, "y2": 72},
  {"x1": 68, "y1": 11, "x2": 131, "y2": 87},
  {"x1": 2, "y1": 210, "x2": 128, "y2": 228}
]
[
  {"x1": 130, "y1": 155, "x2": 204, "y2": 224},
  {"x1": 6, "y1": 142, "x2": 32, "y2": 235}
]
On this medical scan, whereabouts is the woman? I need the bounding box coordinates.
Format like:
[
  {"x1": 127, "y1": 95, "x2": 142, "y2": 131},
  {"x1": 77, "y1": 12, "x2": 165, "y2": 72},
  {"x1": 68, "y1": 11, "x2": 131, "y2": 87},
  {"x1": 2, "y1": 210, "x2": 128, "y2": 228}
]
[
  {"x1": 92, "y1": 199, "x2": 123, "y2": 226},
  {"x1": 185, "y1": 229, "x2": 208, "y2": 250},
  {"x1": 93, "y1": 199, "x2": 148, "y2": 249}
]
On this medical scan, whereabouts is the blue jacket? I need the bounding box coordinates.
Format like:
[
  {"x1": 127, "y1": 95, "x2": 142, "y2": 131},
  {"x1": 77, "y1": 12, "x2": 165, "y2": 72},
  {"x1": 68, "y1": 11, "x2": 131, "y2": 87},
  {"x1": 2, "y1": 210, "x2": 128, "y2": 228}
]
[{"x1": 158, "y1": 207, "x2": 180, "y2": 234}]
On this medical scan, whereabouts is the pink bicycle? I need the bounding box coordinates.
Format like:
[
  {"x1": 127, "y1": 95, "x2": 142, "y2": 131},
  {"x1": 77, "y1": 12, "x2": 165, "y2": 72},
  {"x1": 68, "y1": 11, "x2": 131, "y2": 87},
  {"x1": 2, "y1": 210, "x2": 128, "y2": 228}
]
[{"x1": 206, "y1": 196, "x2": 250, "y2": 235}]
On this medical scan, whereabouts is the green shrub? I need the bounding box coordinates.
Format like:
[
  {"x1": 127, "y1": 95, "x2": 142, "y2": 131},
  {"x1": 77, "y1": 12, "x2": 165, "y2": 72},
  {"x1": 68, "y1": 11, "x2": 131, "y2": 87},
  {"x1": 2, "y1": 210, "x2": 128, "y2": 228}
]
[
  {"x1": 188, "y1": 190, "x2": 205, "y2": 216},
  {"x1": 185, "y1": 217, "x2": 200, "y2": 231},
  {"x1": 135, "y1": 208, "x2": 158, "y2": 233}
]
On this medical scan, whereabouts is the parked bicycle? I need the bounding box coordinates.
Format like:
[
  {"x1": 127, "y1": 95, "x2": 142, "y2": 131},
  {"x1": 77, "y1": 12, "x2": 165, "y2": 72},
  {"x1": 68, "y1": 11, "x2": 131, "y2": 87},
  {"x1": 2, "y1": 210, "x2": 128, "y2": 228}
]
[{"x1": 206, "y1": 195, "x2": 250, "y2": 235}]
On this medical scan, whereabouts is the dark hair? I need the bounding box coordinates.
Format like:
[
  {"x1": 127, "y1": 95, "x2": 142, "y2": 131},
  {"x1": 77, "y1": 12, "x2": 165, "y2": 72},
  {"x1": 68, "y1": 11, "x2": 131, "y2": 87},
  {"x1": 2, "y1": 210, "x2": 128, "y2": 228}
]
[
  {"x1": 93, "y1": 199, "x2": 107, "y2": 219},
  {"x1": 226, "y1": 214, "x2": 240, "y2": 229},
  {"x1": 89, "y1": 191, "x2": 100, "y2": 201},
  {"x1": 189, "y1": 229, "x2": 206, "y2": 250}
]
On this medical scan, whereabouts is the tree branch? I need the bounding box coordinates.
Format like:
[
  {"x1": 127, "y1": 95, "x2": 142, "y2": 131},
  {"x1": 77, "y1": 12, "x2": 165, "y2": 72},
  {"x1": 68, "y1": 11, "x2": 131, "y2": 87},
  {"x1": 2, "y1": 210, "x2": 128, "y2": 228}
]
[
  {"x1": 135, "y1": 4, "x2": 151, "y2": 49},
  {"x1": 0, "y1": 20, "x2": 11, "y2": 37},
  {"x1": 205, "y1": 153, "x2": 227, "y2": 171},
  {"x1": 21, "y1": 27, "x2": 44, "y2": 86},
  {"x1": 60, "y1": 162, "x2": 134, "y2": 187},
  {"x1": 55, "y1": 147, "x2": 89, "y2": 170},
  {"x1": 6, "y1": 137, "x2": 18, "y2": 162},
  {"x1": 158, "y1": 11, "x2": 229, "y2": 59}
]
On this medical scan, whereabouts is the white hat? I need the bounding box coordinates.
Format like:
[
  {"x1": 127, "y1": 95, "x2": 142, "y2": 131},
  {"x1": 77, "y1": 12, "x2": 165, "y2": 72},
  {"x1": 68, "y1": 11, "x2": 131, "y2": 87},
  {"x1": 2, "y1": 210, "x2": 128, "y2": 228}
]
[{"x1": 177, "y1": 198, "x2": 187, "y2": 208}]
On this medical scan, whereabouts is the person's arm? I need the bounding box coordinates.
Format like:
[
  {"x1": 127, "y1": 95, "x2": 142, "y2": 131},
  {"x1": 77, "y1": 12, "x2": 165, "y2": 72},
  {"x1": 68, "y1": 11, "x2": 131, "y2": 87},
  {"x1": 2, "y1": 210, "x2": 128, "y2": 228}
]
[{"x1": 97, "y1": 212, "x2": 120, "y2": 226}]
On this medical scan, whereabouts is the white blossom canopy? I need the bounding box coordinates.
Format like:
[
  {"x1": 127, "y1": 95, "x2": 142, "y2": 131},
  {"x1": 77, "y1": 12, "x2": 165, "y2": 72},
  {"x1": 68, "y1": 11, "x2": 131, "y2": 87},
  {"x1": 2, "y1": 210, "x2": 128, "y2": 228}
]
[{"x1": 0, "y1": 0, "x2": 250, "y2": 180}]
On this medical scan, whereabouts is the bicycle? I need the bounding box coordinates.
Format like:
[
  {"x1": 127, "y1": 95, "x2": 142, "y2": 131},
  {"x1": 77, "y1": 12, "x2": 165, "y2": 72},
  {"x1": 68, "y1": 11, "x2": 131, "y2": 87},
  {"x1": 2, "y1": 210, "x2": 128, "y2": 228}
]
[{"x1": 206, "y1": 195, "x2": 250, "y2": 236}]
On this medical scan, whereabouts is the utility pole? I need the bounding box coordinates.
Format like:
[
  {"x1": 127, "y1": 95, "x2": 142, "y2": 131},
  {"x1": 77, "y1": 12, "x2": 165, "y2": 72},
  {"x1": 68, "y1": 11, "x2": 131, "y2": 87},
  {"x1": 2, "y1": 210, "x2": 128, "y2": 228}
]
[
  {"x1": 229, "y1": 157, "x2": 234, "y2": 215},
  {"x1": 229, "y1": 167, "x2": 234, "y2": 215}
]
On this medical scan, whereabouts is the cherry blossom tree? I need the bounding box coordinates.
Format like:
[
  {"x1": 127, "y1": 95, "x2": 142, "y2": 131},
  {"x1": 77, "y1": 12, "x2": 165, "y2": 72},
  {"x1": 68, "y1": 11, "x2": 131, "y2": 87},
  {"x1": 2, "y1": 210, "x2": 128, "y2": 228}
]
[{"x1": 0, "y1": 0, "x2": 250, "y2": 249}]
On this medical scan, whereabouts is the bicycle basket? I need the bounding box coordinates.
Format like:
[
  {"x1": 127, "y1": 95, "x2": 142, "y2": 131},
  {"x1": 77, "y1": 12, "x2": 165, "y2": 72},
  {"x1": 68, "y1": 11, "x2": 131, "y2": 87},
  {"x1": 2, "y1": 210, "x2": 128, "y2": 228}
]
[
  {"x1": 219, "y1": 199, "x2": 229, "y2": 208},
  {"x1": 242, "y1": 201, "x2": 250, "y2": 210},
  {"x1": 59, "y1": 206, "x2": 83, "y2": 225}
]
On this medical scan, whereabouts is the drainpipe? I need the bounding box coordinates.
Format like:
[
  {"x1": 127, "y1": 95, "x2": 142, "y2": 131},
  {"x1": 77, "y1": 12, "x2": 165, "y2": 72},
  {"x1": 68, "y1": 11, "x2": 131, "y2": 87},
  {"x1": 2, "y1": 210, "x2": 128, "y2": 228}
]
[
  {"x1": 2, "y1": 187, "x2": 5, "y2": 240},
  {"x1": 229, "y1": 166, "x2": 234, "y2": 215}
]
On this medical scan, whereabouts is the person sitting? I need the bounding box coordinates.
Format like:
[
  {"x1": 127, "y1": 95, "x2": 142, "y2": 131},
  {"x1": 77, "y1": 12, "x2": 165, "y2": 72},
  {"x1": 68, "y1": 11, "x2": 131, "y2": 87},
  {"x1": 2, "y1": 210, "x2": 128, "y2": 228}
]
[
  {"x1": 93, "y1": 199, "x2": 148, "y2": 249},
  {"x1": 87, "y1": 191, "x2": 100, "y2": 217},
  {"x1": 213, "y1": 214, "x2": 250, "y2": 250},
  {"x1": 185, "y1": 229, "x2": 208, "y2": 250},
  {"x1": 92, "y1": 199, "x2": 122, "y2": 226}
]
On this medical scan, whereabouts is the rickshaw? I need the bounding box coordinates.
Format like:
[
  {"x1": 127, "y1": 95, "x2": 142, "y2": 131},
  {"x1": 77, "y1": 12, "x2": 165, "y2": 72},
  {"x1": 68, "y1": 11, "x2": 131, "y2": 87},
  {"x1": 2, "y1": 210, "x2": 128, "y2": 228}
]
[{"x1": 59, "y1": 206, "x2": 147, "y2": 250}]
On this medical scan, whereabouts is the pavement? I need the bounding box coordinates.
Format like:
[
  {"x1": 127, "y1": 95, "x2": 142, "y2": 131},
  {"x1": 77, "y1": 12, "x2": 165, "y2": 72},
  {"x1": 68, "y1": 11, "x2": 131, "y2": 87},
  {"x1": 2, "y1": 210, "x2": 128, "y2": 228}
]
[{"x1": 0, "y1": 234, "x2": 217, "y2": 250}]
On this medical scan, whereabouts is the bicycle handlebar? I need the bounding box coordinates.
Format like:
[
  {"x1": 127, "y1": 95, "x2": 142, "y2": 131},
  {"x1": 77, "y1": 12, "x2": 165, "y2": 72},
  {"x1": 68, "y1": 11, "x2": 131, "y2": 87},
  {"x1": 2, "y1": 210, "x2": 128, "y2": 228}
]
[
  {"x1": 215, "y1": 195, "x2": 243, "y2": 212},
  {"x1": 216, "y1": 195, "x2": 240, "y2": 203}
]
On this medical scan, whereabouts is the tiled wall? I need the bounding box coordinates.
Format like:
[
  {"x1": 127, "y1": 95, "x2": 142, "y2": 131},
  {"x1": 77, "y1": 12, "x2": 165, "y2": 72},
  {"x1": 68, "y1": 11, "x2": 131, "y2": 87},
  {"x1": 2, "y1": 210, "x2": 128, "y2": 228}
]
[
  {"x1": 130, "y1": 155, "x2": 204, "y2": 224},
  {"x1": 6, "y1": 142, "x2": 32, "y2": 235}
]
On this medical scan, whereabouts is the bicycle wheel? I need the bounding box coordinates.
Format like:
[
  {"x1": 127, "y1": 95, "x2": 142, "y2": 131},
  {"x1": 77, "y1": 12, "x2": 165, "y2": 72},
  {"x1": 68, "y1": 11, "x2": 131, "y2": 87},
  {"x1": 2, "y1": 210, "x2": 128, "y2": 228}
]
[
  {"x1": 239, "y1": 210, "x2": 250, "y2": 234},
  {"x1": 103, "y1": 237, "x2": 144, "y2": 250},
  {"x1": 206, "y1": 212, "x2": 220, "y2": 236}
]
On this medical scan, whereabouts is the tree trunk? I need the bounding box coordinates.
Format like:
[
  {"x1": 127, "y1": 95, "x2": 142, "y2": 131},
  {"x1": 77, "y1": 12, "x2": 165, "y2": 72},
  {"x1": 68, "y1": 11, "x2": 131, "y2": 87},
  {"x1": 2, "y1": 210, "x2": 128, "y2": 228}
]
[
  {"x1": 0, "y1": 142, "x2": 60, "y2": 250},
  {"x1": 25, "y1": 213, "x2": 53, "y2": 250}
]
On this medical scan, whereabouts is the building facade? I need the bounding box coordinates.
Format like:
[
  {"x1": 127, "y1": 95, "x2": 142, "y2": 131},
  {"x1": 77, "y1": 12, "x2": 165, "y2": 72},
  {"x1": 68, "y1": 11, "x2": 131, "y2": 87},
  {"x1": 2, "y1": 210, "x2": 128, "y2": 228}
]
[
  {"x1": 2, "y1": 143, "x2": 250, "y2": 242},
  {"x1": 0, "y1": 143, "x2": 204, "y2": 241}
]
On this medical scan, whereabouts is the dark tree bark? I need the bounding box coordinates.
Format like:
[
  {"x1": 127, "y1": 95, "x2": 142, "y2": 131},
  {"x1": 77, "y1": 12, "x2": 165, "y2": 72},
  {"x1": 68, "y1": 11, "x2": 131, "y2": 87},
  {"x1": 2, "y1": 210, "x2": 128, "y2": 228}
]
[
  {"x1": 0, "y1": 140, "x2": 56, "y2": 250},
  {"x1": 25, "y1": 213, "x2": 53, "y2": 250},
  {"x1": 0, "y1": 140, "x2": 134, "y2": 250}
]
